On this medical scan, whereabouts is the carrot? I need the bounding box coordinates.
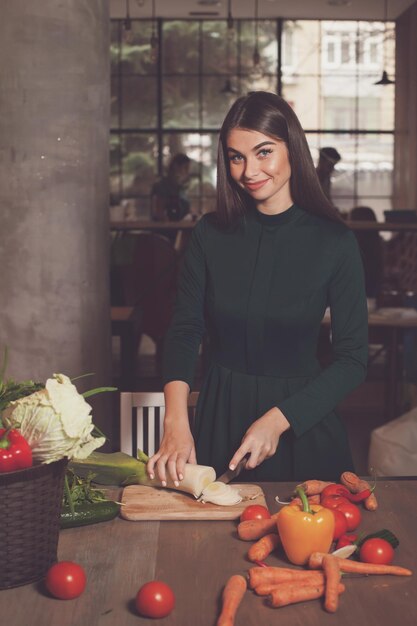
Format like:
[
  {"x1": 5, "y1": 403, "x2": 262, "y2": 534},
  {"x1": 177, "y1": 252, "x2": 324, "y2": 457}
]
[
  {"x1": 253, "y1": 572, "x2": 325, "y2": 595},
  {"x1": 254, "y1": 583, "x2": 284, "y2": 596},
  {"x1": 216, "y1": 574, "x2": 247, "y2": 626},
  {"x1": 340, "y1": 471, "x2": 378, "y2": 511},
  {"x1": 309, "y1": 552, "x2": 412, "y2": 576},
  {"x1": 254, "y1": 579, "x2": 321, "y2": 596},
  {"x1": 296, "y1": 480, "x2": 333, "y2": 496},
  {"x1": 248, "y1": 533, "x2": 281, "y2": 562},
  {"x1": 290, "y1": 494, "x2": 321, "y2": 507},
  {"x1": 307, "y1": 552, "x2": 329, "y2": 569},
  {"x1": 237, "y1": 515, "x2": 279, "y2": 541},
  {"x1": 268, "y1": 581, "x2": 345, "y2": 608},
  {"x1": 248, "y1": 566, "x2": 324, "y2": 589},
  {"x1": 322, "y1": 554, "x2": 341, "y2": 613}
]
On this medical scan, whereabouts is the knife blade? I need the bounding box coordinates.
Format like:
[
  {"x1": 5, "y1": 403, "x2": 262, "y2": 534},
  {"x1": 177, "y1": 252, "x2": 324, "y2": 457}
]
[{"x1": 217, "y1": 457, "x2": 248, "y2": 484}]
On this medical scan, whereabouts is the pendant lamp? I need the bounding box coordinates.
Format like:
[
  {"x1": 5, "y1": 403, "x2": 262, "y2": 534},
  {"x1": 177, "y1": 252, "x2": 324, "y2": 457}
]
[
  {"x1": 123, "y1": 0, "x2": 134, "y2": 45},
  {"x1": 150, "y1": 0, "x2": 159, "y2": 63},
  {"x1": 220, "y1": 0, "x2": 238, "y2": 94},
  {"x1": 374, "y1": 0, "x2": 394, "y2": 85},
  {"x1": 249, "y1": 0, "x2": 263, "y2": 81}
]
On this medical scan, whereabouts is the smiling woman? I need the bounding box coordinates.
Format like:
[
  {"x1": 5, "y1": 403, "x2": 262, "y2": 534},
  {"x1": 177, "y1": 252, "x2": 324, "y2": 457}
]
[
  {"x1": 227, "y1": 129, "x2": 292, "y2": 215},
  {"x1": 147, "y1": 91, "x2": 368, "y2": 485}
]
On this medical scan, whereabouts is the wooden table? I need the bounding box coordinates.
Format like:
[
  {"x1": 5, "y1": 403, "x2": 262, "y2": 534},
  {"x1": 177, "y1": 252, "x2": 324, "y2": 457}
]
[
  {"x1": 1, "y1": 480, "x2": 416, "y2": 625},
  {"x1": 111, "y1": 220, "x2": 196, "y2": 252},
  {"x1": 323, "y1": 308, "x2": 417, "y2": 421},
  {"x1": 109, "y1": 220, "x2": 417, "y2": 233},
  {"x1": 346, "y1": 221, "x2": 417, "y2": 232},
  {"x1": 110, "y1": 220, "x2": 196, "y2": 231}
]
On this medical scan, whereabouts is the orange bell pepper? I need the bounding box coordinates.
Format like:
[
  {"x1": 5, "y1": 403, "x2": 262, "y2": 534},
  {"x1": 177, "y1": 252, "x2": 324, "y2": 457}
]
[{"x1": 277, "y1": 486, "x2": 335, "y2": 565}]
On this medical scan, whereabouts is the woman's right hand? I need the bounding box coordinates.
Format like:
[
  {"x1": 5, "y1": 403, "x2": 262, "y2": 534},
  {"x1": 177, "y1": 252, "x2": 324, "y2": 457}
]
[{"x1": 146, "y1": 420, "x2": 196, "y2": 487}]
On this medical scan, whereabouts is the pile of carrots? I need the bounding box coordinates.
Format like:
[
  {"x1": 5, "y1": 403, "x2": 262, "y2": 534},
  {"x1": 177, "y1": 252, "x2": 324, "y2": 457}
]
[
  {"x1": 215, "y1": 472, "x2": 413, "y2": 626},
  {"x1": 217, "y1": 556, "x2": 412, "y2": 626}
]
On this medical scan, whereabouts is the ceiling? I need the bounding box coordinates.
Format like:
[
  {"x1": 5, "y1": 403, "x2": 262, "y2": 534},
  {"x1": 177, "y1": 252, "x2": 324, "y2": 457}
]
[{"x1": 111, "y1": 0, "x2": 415, "y2": 21}]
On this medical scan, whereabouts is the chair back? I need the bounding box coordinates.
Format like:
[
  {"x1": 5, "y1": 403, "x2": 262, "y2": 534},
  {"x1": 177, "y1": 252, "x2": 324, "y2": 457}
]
[
  {"x1": 120, "y1": 391, "x2": 199, "y2": 457},
  {"x1": 383, "y1": 232, "x2": 417, "y2": 293}
]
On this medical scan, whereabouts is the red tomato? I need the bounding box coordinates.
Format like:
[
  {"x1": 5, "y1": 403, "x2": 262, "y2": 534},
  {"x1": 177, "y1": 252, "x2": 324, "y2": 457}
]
[
  {"x1": 45, "y1": 561, "x2": 86, "y2": 600},
  {"x1": 336, "y1": 533, "x2": 358, "y2": 550},
  {"x1": 331, "y1": 508, "x2": 348, "y2": 540},
  {"x1": 321, "y1": 484, "x2": 350, "y2": 499},
  {"x1": 359, "y1": 538, "x2": 394, "y2": 565},
  {"x1": 135, "y1": 581, "x2": 175, "y2": 618},
  {"x1": 240, "y1": 505, "x2": 271, "y2": 522},
  {"x1": 321, "y1": 495, "x2": 350, "y2": 510},
  {"x1": 335, "y1": 501, "x2": 362, "y2": 531}
]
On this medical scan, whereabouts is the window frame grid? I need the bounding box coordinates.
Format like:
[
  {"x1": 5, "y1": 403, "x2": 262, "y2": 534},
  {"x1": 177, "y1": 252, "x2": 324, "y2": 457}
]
[{"x1": 110, "y1": 17, "x2": 395, "y2": 216}]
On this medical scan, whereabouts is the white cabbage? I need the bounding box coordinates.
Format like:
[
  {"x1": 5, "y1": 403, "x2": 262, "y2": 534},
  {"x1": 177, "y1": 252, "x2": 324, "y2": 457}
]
[{"x1": 6, "y1": 373, "x2": 105, "y2": 463}]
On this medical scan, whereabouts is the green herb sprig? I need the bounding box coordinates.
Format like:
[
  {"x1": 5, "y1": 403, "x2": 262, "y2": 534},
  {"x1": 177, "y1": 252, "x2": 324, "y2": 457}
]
[{"x1": 63, "y1": 469, "x2": 109, "y2": 508}]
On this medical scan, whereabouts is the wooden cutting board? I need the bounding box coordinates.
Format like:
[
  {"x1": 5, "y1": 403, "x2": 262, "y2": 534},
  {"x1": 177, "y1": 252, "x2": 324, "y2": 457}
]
[{"x1": 120, "y1": 484, "x2": 268, "y2": 520}]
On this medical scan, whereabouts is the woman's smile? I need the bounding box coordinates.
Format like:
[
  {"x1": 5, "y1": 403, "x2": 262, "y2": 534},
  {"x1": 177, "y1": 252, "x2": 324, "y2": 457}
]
[{"x1": 243, "y1": 178, "x2": 270, "y2": 191}]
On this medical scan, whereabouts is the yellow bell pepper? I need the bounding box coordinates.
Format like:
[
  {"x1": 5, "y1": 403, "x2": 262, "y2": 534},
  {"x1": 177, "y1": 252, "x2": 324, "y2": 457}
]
[{"x1": 277, "y1": 486, "x2": 335, "y2": 565}]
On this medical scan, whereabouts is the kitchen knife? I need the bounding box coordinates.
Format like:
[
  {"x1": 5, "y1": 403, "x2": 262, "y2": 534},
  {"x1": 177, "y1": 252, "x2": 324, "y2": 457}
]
[{"x1": 216, "y1": 457, "x2": 248, "y2": 484}]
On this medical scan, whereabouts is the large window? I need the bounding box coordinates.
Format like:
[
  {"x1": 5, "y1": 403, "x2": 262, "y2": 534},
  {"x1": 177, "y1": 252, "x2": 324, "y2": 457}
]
[{"x1": 110, "y1": 18, "x2": 395, "y2": 220}]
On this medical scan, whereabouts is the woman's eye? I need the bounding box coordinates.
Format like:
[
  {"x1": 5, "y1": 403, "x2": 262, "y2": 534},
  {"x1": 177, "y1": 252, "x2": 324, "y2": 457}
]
[
  {"x1": 258, "y1": 149, "x2": 272, "y2": 158},
  {"x1": 229, "y1": 154, "x2": 243, "y2": 163}
]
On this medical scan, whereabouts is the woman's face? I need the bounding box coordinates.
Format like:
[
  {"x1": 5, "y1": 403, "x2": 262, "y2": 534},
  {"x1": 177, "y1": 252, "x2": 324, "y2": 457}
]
[{"x1": 226, "y1": 128, "x2": 293, "y2": 213}]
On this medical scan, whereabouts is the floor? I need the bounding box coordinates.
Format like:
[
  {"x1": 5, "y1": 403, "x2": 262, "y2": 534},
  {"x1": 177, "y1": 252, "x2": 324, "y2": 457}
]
[{"x1": 112, "y1": 335, "x2": 414, "y2": 477}]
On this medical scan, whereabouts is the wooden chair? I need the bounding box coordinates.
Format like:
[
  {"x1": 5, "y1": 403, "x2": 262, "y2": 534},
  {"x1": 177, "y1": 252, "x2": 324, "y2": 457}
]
[
  {"x1": 120, "y1": 391, "x2": 199, "y2": 458},
  {"x1": 371, "y1": 232, "x2": 417, "y2": 381},
  {"x1": 382, "y1": 231, "x2": 417, "y2": 294}
]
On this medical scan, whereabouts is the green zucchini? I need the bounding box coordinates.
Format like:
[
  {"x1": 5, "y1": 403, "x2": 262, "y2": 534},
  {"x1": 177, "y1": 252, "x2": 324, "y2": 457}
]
[
  {"x1": 60, "y1": 500, "x2": 120, "y2": 529},
  {"x1": 356, "y1": 529, "x2": 400, "y2": 549},
  {"x1": 69, "y1": 450, "x2": 151, "y2": 486}
]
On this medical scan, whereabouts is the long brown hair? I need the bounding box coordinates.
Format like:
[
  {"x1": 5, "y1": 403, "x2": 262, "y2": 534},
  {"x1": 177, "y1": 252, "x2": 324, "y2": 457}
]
[{"x1": 216, "y1": 91, "x2": 343, "y2": 228}]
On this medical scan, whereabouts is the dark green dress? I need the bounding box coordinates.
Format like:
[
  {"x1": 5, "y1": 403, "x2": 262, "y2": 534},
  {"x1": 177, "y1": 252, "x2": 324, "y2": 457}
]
[{"x1": 163, "y1": 204, "x2": 368, "y2": 481}]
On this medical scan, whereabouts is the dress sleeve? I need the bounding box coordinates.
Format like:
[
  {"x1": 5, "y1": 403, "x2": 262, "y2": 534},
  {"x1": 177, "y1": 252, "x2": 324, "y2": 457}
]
[
  {"x1": 162, "y1": 218, "x2": 207, "y2": 389},
  {"x1": 277, "y1": 229, "x2": 368, "y2": 438}
]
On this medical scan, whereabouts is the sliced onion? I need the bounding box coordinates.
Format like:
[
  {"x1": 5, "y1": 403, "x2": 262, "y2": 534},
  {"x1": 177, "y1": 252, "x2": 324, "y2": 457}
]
[
  {"x1": 201, "y1": 483, "x2": 242, "y2": 506},
  {"x1": 331, "y1": 544, "x2": 358, "y2": 559},
  {"x1": 201, "y1": 482, "x2": 232, "y2": 497}
]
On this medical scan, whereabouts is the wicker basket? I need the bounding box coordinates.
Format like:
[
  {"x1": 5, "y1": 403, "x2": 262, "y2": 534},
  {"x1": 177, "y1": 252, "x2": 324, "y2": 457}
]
[{"x1": 0, "y1": 458, "x2": 67, "y2": 589}]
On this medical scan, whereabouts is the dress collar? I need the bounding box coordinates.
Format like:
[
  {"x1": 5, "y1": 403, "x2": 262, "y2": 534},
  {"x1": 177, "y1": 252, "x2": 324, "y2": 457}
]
[{"x1": 254, "y1": 203, "x2": 302, "y2": 226}]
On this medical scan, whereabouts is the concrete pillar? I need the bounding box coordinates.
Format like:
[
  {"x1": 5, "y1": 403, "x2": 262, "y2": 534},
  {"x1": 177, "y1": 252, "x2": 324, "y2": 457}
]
[
  {"x1": 394, "y1": 2, "x2": 417, "y2": 209},
  {"x1": 0, "y1": 1, "x2": 114, "y2": 442}
]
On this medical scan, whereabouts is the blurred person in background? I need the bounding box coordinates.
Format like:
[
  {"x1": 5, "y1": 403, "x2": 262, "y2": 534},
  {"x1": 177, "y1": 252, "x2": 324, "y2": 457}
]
[
  {"x1": 350, "y1": 206, "x2": 384, "y2": 300},
  {"x1": 151, "y1": 153, "x2": 191, "y2": 222},
  {"x1": 316, "y1": 147, "x2": 341, "y2": 206}
]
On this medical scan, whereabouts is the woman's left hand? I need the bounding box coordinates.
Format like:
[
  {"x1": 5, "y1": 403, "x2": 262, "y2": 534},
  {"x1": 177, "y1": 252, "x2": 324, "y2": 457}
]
[{"x1": 229, "y1": 407, "x2": 291, "y2": 471}]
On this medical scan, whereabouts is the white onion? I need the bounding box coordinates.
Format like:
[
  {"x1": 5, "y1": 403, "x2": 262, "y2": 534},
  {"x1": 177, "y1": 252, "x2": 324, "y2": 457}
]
[
  {"x1": 201, "y1": 482, "x2": 242, "y2": 506},
  {"x1": 163, "y1": 464, "x2": 216, "y2": 498}
]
